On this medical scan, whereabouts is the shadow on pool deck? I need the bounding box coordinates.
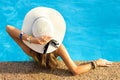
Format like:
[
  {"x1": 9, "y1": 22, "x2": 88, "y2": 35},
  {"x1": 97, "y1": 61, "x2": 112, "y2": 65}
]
[{"x1": 0, "y1": 61, "x2": 120, "y2": 80}]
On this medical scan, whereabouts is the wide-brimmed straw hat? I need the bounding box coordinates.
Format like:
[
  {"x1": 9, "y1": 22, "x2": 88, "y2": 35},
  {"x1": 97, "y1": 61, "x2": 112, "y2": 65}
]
[{"x1": 22, "y1": 7, "x2": 66, "y2": 54}]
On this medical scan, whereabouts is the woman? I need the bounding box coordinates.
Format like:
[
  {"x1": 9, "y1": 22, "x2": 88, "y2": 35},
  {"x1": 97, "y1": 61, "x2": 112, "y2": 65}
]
[
  {"x1": 6, "y1": 7, "x2": 112, "y2": 75},
  {"x1": 6, "y1": 25, "x2": 112, "y2": 75}
]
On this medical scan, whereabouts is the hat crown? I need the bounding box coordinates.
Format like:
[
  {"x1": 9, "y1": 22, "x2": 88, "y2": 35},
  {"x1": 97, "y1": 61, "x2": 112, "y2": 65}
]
[{"x1": 32, "y1": 17, "x2": 54, "y2": 37}]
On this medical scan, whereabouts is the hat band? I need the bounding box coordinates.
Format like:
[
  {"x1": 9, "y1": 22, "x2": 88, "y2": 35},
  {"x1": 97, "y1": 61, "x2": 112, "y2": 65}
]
[{"x1": 43, "y1": 39, "x2": 59, "y2": 54}]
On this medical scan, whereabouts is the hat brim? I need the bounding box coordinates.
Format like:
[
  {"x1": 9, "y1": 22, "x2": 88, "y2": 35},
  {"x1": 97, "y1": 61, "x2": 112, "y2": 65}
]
[{"x1": 22, "y1": 7, "x2": 66, "y2": 54}]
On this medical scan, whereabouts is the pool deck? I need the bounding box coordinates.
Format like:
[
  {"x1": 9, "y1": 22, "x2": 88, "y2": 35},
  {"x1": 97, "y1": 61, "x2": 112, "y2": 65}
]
[{"x1": 0, "y1": 61, "x2": 119, "y2": 80}]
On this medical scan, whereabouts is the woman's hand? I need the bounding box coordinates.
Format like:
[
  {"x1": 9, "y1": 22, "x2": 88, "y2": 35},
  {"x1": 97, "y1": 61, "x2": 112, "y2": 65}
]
[
  {"x1": 31, "y1": 35, "x2": 52, "y2": 45},
  {"x1": 95, "y1": 58, "x2": 113, "y2": 67}
]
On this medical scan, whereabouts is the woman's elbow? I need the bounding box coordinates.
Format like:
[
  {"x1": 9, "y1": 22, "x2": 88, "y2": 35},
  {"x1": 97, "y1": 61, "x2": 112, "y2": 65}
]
[
  {"x1": 6, "y1": 25, "x2": 11, "y2": 32},
  {"x1": 71, "y1": 67, "x2": 80, "y2": 76},
  {"x1": 6, "y1": 25, "x2": 15, "y2": 33},
  {"x1": 71, "y1": 67, "x2": 85, "y2": 76}
]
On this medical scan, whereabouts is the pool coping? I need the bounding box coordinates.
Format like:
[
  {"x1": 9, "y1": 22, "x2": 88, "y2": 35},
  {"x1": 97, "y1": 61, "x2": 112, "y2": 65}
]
[{"x1": 0, "y1": 61, "x2": 119, "y2": 80}]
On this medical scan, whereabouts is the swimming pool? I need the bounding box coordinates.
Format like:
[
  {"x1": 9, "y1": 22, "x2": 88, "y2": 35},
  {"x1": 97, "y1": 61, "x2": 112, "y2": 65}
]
[{"x1": 0, "y1": 0, "x2": 120, "y2": 61}]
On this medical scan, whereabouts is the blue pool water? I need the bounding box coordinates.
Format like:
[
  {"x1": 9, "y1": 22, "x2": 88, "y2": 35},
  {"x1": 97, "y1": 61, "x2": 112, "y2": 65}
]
[{"x1": 0, "y1": 0, "x2": 120, "y2": 61}]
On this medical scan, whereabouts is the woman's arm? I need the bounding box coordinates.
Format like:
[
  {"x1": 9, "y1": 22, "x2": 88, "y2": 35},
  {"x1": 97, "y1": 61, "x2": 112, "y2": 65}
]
[
  {"x1": 55, "y1": 44, "x2": 92, "y2": 75},
  {"x1": 6, "y1": 25, "x2": 36, "y2": 57},
  {"x1": 6, "y1": 25, "x2": 52, "y2": 57},
  {"x1": 6, "y1": 25, "x2": 51, "y2": 45},
  {"x1": 55, "y1": 44, "x2": 112, "y2": 75}
]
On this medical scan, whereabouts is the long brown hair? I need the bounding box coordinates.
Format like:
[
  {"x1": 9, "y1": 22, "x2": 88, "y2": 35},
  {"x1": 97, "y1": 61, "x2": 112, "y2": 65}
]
[{"x1": 34, "y1": 52, "x2": 59, "y2": 69}]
